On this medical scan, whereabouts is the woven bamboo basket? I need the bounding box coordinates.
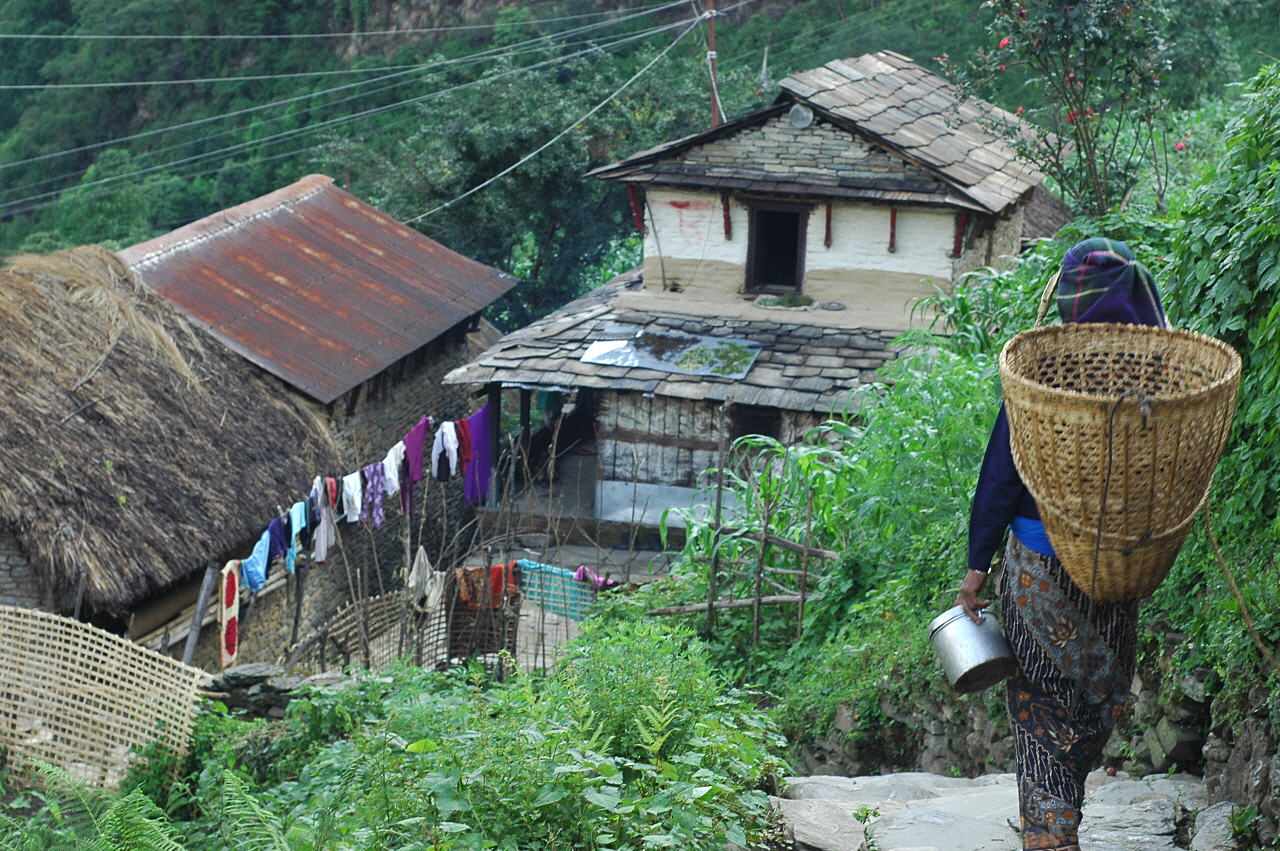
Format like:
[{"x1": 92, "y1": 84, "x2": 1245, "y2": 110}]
[{"x1": 1000, "y1": 321, "x2": 1240, "y2": 601}]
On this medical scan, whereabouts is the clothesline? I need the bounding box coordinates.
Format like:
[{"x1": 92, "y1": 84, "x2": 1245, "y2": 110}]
[{"x1": 237, "y1": 405, "x2": 493, "y2": 594}]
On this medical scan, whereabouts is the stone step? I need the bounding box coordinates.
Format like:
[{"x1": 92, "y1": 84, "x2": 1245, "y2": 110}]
[{"x1": 776, "y1": 769, "x2": 1219, "y2": 851}]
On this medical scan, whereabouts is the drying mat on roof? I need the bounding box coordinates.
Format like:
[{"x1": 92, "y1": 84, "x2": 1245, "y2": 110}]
[
  {"x1": 0, "y1": 605, "x2": 203, "y2": 789},
  {"x1": 1000, "y1": 323, "x2": 1240, "y2": 601}
]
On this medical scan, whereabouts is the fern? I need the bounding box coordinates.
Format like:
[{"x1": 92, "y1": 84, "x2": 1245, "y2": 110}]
[
  {"x1": 203, "y1": 769, "x2": 288, "y2": 851},
  {"x1": 95, "y1": 790, "x2": 185, "y2": 851},
  {"x1": 4, "y1": 759, "x2": 185, "y2": 851}
]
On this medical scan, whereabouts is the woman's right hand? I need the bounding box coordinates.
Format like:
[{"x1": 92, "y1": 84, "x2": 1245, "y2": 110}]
[{"x1": 954, "y1": 569, "x2": 992, "y2": 623}]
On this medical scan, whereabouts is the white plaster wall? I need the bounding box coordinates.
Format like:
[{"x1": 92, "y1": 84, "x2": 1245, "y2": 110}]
[
  {"x1": 810, "y1": 205, "x2": 955, "y2": 281},
  {"x1": 642, "y1": 187, "x2": 957, "y2": 293},
  {"x1": 643, "y1": 188, "x2": 745, "y2": 269}
]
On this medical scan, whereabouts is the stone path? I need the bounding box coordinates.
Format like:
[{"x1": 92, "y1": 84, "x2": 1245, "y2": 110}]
[{"x1": 775, "y1": 769, "x2": 1239, "y2": 851}]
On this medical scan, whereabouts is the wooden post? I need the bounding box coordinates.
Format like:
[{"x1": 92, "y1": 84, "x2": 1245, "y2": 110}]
[
  {"x1": 488, "y1": 383, "x2": 502, "y2": 508},
  {"x1": 706, "y1": 398, "x2": 732, "y2": 637},
  {"x1": 707, "y1": 0, "x2": 719, "y2": 128},
  {"x1": 799, "y1": 493, "x2": 814, "y2": 639},
  {"x1": 182, "y1": 563, "x2": 219, "y2": 667},
  {"x1": 519, "y1": 387, "x2": 532, "y2": 478},
  {"x1": 290, "y1": 563, "x2": 307, "y2": 649}
]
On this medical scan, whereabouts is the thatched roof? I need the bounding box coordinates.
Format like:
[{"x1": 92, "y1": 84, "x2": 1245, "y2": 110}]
[{"x1": 0, "y1": 245, "x2": 340, "y2": 614}]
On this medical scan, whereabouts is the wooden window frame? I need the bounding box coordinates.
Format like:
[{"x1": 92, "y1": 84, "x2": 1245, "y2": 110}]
[{"x1": 745, "y1": 201, "x2": 809, "y2": 293}]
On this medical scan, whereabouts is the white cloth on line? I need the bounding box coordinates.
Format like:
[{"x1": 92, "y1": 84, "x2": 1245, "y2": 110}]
[
  {"x1": 382, "y1": 440, "x2": 406, "y2": 497},
  {"x1": 431, "y1": 422, "x2": 458, "y2": 478},
  {"x1": 341, "y1": 470, "x2": 363, "y2": 523}
]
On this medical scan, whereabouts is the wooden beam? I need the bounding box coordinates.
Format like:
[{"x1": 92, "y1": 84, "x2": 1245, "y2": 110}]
[
  {"x1": 182, "y1": 563, "x2": 218, "y2": 666},
  {"x1": 715, "y1": 524, "x2": 838, "y2": 561},
  {"x1": 648, "y1": 594, "x2": 805, "y2": 616},
  {"x1": 597, "y1": 426, "x2": 719, "y2": 453}
]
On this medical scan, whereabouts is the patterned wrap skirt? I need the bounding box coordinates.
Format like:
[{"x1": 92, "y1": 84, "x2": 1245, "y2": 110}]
[{"x1": 998, "y1": 535, "x2": 1139, "y2": 850}]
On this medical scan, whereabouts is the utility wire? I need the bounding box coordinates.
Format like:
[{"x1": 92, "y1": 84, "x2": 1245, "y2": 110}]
[
  {"x1": 0, "y1": 17, "x2": 699, "y2": 216},
  {"x1": 0, "y1": 1, "x2": 684, "y2": 177},
  {"x1": 404, "y1": 15, "x2": 705, "y2": 223},
  {"x1": 0, "y1": 17, "x2": 684, "y2": 200},
  {"x1": 0, "y1": 0, "x2": 689, "y2": 40}
]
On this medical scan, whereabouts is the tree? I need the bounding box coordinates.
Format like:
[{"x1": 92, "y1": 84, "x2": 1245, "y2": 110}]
[
  {"x1": 1167, "y1": 61, "x2": 1280, "y2": 521},
  {"x1": 944, "y1": 0, "x2": 1172, "y2": 216}
]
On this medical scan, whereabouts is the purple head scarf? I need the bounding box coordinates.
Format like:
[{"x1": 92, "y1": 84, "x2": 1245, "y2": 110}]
[{"x1": 1056, "y1": 237, "x2": 1167, "y2": 328}]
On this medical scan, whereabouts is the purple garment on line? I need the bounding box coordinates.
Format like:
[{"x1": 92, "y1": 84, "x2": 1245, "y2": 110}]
[
  {"x1": 464, "y1": 403, "x2": 492, "y2": 507},
  {"x1": 362, "y1": 461, "x2": 385, "y2": 528},
  {"x1": 402, "y1": 413, "x2": 431, "y2": 513},
  {"x1": 266, "y1": 516, "x2": 288, "y2": 561}
]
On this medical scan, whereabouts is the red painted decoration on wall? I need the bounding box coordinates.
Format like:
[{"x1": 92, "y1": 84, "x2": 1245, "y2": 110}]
[
  {"x1": 889, "y1": 207, "x2": 897, "y2": 253},
  {"x1": 951, "y1": 212, "x2": 968, "y2": 258},
  {"x1": 824, "y1": 203, "x2": 833, "y2": 248},
  {"x1": 626, "y1": 185, "x2": 646, "y2": 233},
  {"x1": 721, "y1": 194, "x2": 732, "y2": 239}
]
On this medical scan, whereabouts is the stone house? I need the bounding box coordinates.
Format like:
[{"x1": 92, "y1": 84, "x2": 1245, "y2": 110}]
[
  {"x1": 0, "y1": 176, "x2": 515, "y2": 672},
  {"x1": 443, "y1": 52, "x2": 1070, "y2": 531}
]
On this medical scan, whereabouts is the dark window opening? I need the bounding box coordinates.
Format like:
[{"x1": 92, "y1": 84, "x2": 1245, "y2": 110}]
[
  {"x1": 732, "y1": 405, "x2": 783, "y2": 441},
  {"x1": 747, "y1": 206, "x2": 807, "y2": 292}
]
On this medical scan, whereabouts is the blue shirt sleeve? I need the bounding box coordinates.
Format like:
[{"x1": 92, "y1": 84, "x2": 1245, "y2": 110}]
[{"x1": 968, "y1": 405, "x2": 1040, "y2": 573}]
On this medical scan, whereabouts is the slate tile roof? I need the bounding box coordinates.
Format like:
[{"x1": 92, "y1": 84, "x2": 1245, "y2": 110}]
[
  {"x1": 590, "y1": 51, "x2": 1044, "y2": 217},
  {"x1": 444, "y1": 273, "x2": 901, "y2": 415}
]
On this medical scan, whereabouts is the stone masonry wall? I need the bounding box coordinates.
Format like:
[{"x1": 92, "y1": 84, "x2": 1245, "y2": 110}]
[
  {"x1": 0, "y1": 528, "x2": 43, "y2": 609},
  {"x1": 681, "y1": 114, "x2": 945, "y2": 188},
  {"x1": 168, "y1": 319, "x2": 503, "y2": 673}
]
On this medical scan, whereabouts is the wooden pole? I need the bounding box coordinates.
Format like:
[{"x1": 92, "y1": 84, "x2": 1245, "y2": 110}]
[
  {"x1": 519, "y1": 387, "x2": 532, "y2": 479},
  {"x1": 650, "y1": 595, "x2": 803, "y2": 616},
  {"x1": 707, "y1": 0, "x2": 720, "y2": 128},
  {"x1": 753, "y1": 505, "x2": 768, "y2": 646},
  {"x1": 706, "y1": 398, "x2": 731, "y2": 636},
  {"x1": 488, "y1": 383, "x2": 502, "y2": 508},
  {"x1": 290, "y1": 563, "x2": 307, "y2": 649},
  {"x1": 799, "y1": 492, "x2": 813, "y2": 639},
  {"x1": 182, "y1": 563, "x2": 218, "y2": 666}
]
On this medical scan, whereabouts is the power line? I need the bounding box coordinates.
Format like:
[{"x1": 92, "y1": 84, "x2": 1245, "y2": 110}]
[
  {"x1": 0, "y1": 0, "x2": 688, "y2": 40},
  {"x1": 0, "y1": 64, "x2": 425, "y2": 90},
  {"x1": 0, "y1": 0, "x2": 685, "y2": 177},
  {"x1": 405, "y1": 15, "x2": 705, "y2": 223},
  {"x1": 0, "y1": 17, "x2": 700, "y2": 216}
]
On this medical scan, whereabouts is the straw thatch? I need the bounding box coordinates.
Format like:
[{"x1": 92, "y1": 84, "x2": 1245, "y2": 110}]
[{"x1": 0, "y1": 245, "x2": 340, "y2": 614}]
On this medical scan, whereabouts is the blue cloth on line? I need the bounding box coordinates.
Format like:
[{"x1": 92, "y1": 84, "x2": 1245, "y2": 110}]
[{"x1": 242, "y1": 528, "x2": 271, "y2": 592}]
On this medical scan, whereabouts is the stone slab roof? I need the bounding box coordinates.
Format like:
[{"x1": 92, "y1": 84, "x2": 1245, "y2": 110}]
[
  {"x1": 591, "y1": 51, "x2": 1044, "y2": 217},
  {"x1": 444, "y1": 273, "x2": 902, "y2": 415}
]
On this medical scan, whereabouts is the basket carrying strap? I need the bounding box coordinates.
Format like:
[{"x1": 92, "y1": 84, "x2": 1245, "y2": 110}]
[{"x1": 1034, "y1": 271, "x2": 1062, "y2": 328}]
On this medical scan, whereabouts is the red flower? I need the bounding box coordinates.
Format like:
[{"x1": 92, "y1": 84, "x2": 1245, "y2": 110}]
[
  {"x1": 999, "y1": 36, "x2": 1011, "y2": 48},
  {"x1": 1016, "y1": 106, "x2": 1024, "y2": 115},
  {"x1": 998, "y1": 64, "x2": 1006, "y2": 71},
  {"x1": 1174, "y1": 141, "x2": 1186, "y2": 151}
]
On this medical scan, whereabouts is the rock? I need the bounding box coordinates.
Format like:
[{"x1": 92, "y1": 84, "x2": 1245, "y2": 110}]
[
  {"x1": 1155, "y1": 717, "x2": 1204, "y2": 766},
  {"x1": 300, "y1": 671, "x2": 347, "y2": 689},
  {"x1": 1079, "y1": 796, "x2": 1178, "y2": 850},
  {"x1": 771, "y1": 797, "x2": 870, "y2": 851},
  {"x1": 265, "y1": 674, "x2": 308, "y2": 693},
  {"x1": 834, "y1": 704, "x2": 855, "y2": 734},
  {"x1": 1190, "y1": 801, "x2": 1238, "y2": 851},
  {"x1": 220, "y1": 662, "x2": 285, "y2": 688}
]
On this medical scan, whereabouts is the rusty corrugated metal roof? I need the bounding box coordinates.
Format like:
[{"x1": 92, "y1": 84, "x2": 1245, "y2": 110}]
[{"x1": 119, "y1": 174, "x2": 517, "y2": 404}]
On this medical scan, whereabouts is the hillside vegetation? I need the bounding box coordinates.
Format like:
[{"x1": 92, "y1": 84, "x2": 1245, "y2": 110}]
[{"x1": 3, "y1": 1, "x2": 1280, "y2": 848}]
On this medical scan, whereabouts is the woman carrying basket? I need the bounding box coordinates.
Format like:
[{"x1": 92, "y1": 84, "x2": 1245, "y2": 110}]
[{"x1": 955, "y1": 238, "x2": 1167, "y2": 851}]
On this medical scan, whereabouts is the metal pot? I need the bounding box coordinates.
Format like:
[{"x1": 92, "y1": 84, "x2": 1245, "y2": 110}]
[{"x1": 928, "y1": 605, "x2": 1017, "y2": 694}]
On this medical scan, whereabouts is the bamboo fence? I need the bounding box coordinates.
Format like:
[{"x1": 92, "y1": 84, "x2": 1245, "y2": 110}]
[{"x1": 0, "y1": 605, "x2": 203, "y2": 789}]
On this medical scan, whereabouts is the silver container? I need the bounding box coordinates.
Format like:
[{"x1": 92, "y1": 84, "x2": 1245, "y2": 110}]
[{"x1": 928, "y1": 605, "x2": 1017, "y2": 694}]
